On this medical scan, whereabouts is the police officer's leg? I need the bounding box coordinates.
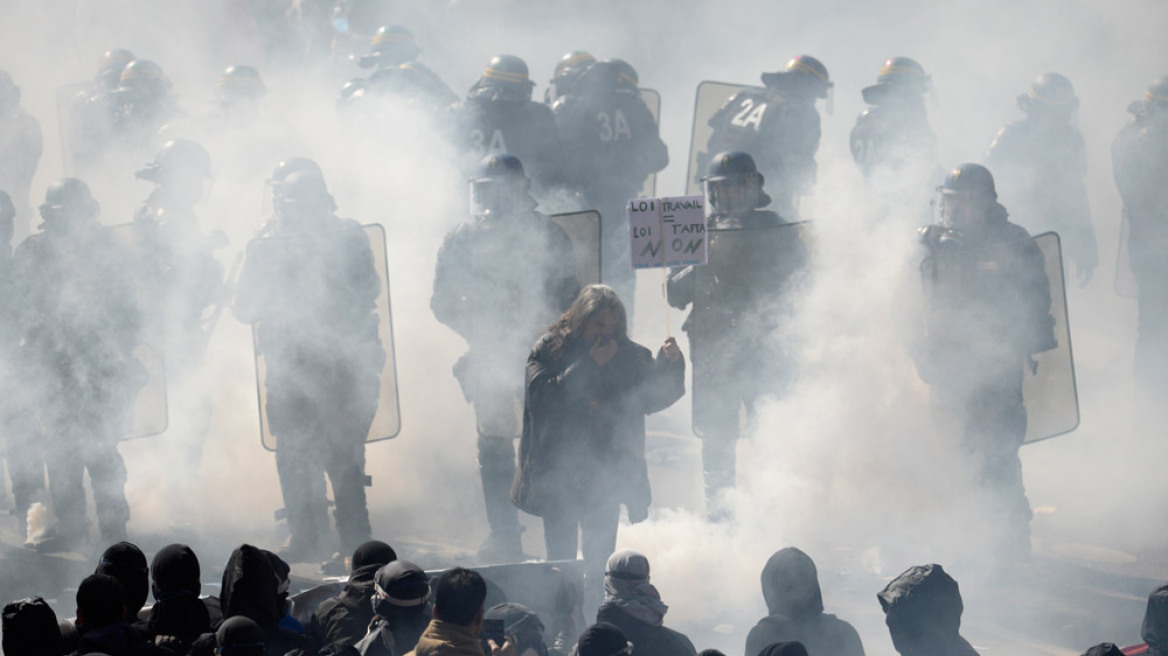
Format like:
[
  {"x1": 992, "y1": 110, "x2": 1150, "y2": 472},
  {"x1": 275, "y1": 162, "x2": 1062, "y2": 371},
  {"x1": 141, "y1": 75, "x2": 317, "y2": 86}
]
[
  {"x1": 82, "y1": 435, "x2": 130, "y2": 544},
  {"x1": 965, "y1": 376, "x2": 1031, "y2": 562},
  {"x1": 4, "y1": 409, "x2": 45, "y2": 539},
  {"x1": 326, "y1": 422, "x2": 373, "y2": 556},
  {"x1": 43, "y1": 415, "x2": 89, "y2": 545},
  {"x1": 542, "y1": 512, "x2": 578, "y2": 562},
  {"x1": 694, "y1": 371, "x2": 740, "y2": 517},
  {"x1": 474, "y1": 388, "x2": 523, "y2": 558}
]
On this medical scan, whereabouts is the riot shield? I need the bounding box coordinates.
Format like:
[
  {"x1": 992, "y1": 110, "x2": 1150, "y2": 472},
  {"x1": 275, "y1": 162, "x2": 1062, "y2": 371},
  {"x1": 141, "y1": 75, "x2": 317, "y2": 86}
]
[
  {"x1": 550, "y1": 210, "x2": 603, "y2": 285},
  {"x1": 252, "y1": 224, "x2": 401, "y2": 451},
  {"x1": 639, "y1": 88, "x2": 661, "y2": 199},
  {"x1": 107, "y1": 222, "x2": 169, "y2": 439},
  {"x1": 689, "y1": 222, "x2": 808, "y2": 438},
  {"x1": 686, "y1": 81, "x2": 747, "y2": 196},
  {"x1": 1024, "y1": 232, "x2": 1079, "y2": 442},
  {"x1": 919, "y1": 231, "x2": 1078, "y2": 444},
  {"x1": 1115, "y1": 210, "x2": 1138, "y2": 298}
]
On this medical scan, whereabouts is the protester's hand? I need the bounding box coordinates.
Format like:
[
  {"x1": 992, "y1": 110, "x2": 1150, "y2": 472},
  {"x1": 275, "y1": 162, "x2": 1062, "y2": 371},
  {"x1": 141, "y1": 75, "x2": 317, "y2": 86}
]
[
  {"x1": 490, "y1": 640, "x2": 517, "y2": 656},
  {"x1": 589, "y1": 335, "x2": 618, "y2": 365},
  {"x1": 661, "y1": 336, "x2": 681, "y2": 363}
]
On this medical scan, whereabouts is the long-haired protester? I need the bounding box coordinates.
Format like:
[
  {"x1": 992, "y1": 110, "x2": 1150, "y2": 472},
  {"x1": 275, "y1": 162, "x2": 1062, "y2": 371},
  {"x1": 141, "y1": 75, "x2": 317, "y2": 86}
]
[{"x1": 512, "y1": 285, "x2": 685, "y2": 577}]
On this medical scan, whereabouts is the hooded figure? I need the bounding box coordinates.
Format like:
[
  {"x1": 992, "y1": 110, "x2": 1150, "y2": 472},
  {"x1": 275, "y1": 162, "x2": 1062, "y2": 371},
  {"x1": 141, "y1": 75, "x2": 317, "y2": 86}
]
[
  {"x1": 758, "y1": 643, "x2": 809, "y2": 656},
  {"x1": 3, "y1": 597, "x2": 64, "y2": 656},
  {"x1": 1142, "y1": 584, "x2": 1168, "y2": 656},
  {"x1": 146, "y1": 544, "x2": 211, "y2": 649},
  {"x1": 595, "y1": 551, "x2": 696, "y2": 656},
  {"x1": 217, "y1": 616, "x2": 268, "y2": 656},
  {"x1": 877, "y1": 564, "x2": 977, "y2": 656},
  {"x1": 745, "y1": 548, "x2": 865, "y2": 656},
  {"x1": 95, "y1": 542, "x2": 150, "y2": 626},
  {"x1": 311, "y1": 540, "x2": 399, "y2": 652},
  {"x1": 355, "y1": 560, "x2": 432, "y2": 656},
  {"x1": 72, "y1": 574, "x2": 166, "y2": 656},
  {"x1": 192, "y1": 545, "x2": 314, "y2": 656},
  {"x1": 1081, "y1": 645, "x2": 1123, "y2": 656}
]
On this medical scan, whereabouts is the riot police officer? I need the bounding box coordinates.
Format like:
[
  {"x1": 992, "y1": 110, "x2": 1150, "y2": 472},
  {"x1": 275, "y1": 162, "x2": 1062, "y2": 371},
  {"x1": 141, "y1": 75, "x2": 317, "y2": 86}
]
[
  {"x1": 449, "y1": 56, "x2": 563, "y2": 194},
  {"x1": 851, "y1": 57, "x2": 942, "y2": 218},
  {"x1": 666, "y1": 151, "x2": 807, "y2": 519},
  {"x1": 65, "y1": 50, "x2": 134, "y2": 175},
  {"x1": 431, "y1": 154, "x2": 581, "y2": 561},
  {"x1": 11, "y1": 179, "x2": 144, "y2": 549},
  {"x1": 110, "y1": 59, "x2": 180, "y2": 150},
  {"x1": 544, "y1": 51, "x2": 596, "y2": 105},
  {"x1": 353, "y1": 26, "x2": 458, "y2": 111},
  {"x1": 987, "y1": 73, "x2": 1097, "y2": 286},
  {"x1": 132, "y1": 140, "x2": 225, "y2": 497},
  {"x1": 553, "y1": 58, "x2": 668, "y2": 320},
  {"x1": 705, "y1": 55, "x2": 831, "y2": 218},
  {"x1": 916, "y1": 164, "x2": 1057, "y2": 563},
  {"x1": 0, "y1": 71, "x2": 43, "y2": 238},
  {"x1": 1113, "y1": 76, "x2": 1168, "y2": 388},
  {"x1": 233, "y1": 168, "x2": 386, "y2": 561},
  {"x1": 214, "y1": 65, "x2": 266, "y2": 119}
]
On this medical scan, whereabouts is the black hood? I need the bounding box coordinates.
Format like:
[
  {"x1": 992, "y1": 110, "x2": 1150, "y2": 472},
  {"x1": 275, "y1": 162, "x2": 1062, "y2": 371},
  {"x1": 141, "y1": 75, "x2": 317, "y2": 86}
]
[
  {"x1": 758, "y1": 642, "x2": 809, "y2": 656},
  {"x1": 151, "y1": 544, "x2": 201, "y2": 600},
  {"x1": 95, "y1": 542, "x2": 150, "y2": 618},
  {"x1": 220, "y1": 545, "x2": 283, "y2": 629},
  {"x1": 761, "y1": 548, "x2": 824, "y2": 620},
  {"x1": 3, "y1": 597, "x2": 63, "y2": 656},
  {"x1": 351, "y1": 540, "x2": 398, "y2": 583},
  {"x1": 1143, "y1": 584, "x2": 1168, "y2": 653},
  {"x1": 878, "y1": 564, "x2": 964, "y2": 654}
]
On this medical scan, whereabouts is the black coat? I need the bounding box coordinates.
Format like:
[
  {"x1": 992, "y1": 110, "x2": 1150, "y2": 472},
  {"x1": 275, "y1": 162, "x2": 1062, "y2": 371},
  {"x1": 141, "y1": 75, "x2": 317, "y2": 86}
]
[
  {"x1": 595, "y1": 604, "x2": 695, "y2": 656},
  {"x1": 512, "y1": 333, "x2": 684, "y2": 519},
  {"x1": 309, "y1": 570, "x2": 378, "y2": 654}
]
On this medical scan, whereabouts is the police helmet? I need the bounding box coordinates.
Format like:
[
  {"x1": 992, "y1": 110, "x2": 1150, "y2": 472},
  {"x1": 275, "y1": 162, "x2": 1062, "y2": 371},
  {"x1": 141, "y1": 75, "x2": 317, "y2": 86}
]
[
  {"x1": 98, "y1": 49, "x2": 136, "y2": 88},
  {"x1": 1146, "y1": 76, "x2": 1168, "y2": 109},
  {"x1": 40, "y1": 178, "x2": 100, "y2": 225},
  {"x1": 762, "y1": 54, "x2": 832, "y2": 99},
  {"x1": 1018, "y1": 72, "x2": 1078, "y2": 115},
  {"x1": 609, "y1": 59, "x2": 639, "y2": 89},
  {"x1": 876, "y1": 57, "x2": 930, "y2": 93},
  {"x1": 473, "y1": 153, "x2": 527, "y2": 184},
  {"x1": 136, "y1": 140, "x2": 212, "y2": 184},
  {"x1": 703, "y1": 150, "x2": 770, "y2": 212},
  {"x1": 274, "y1": 171, "x2": 336, "y2": 213},
  {"x1": 217, "y1": 65, "x2": 265, "y2": 100},
  {"x1": 554, "y1": 51, "x2": 595, "y2": 83},
  {"x1": 940, "y1": 163, "x2": 997, "y2": 200},
  {"x1": 360, "y1": 25, "x2": 421, "y2": 69},
  {"x1": 269, "y1": 157, "x2": 324, "y2": 186},
  {"x1": 119, "y1": 59, "x2": 170, "y2": 90},
  {"x1": 480, "y1": 54, "x2": 535, "y2": 91}
]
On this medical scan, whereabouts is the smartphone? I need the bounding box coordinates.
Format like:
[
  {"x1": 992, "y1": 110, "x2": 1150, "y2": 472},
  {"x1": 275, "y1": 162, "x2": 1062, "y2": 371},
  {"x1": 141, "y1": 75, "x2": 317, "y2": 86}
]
[{"x1": 482, "y1": 619, "x2": 506, "y2": 647}]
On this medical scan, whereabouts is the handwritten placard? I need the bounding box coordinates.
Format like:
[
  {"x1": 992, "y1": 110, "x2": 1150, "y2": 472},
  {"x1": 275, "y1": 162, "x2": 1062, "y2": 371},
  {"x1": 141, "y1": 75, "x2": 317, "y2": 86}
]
[{"x1": 627, "y1": 196, "x2": 708, "y2": 269}]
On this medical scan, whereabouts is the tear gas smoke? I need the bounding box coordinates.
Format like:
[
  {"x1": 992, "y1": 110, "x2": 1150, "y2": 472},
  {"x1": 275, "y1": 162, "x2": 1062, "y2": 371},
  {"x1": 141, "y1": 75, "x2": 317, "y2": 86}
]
[{"x1": 0, "y1": 1, "x2": 1166, "y2": 655}]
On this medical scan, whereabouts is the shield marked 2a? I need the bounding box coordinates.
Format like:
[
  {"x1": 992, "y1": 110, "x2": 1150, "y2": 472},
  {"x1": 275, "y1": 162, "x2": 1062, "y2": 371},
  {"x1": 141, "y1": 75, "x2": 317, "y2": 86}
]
[{"x1": 686, "y1": 81, "x2": 747, "y2": 197}]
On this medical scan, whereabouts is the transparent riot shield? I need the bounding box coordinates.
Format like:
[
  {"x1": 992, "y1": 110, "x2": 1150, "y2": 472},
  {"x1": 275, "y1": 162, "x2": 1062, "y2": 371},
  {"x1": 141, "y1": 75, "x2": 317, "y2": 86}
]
[
  {"x1": 1025, "y1": 232, "x2": 1079, "y2": 442},
  {"x1": 550, "y1": 210, "x2": 603, "y2": 285},
  {"x1": 107, "y1": 222, "x2": 169, "y2": 439},
  {"x1": 686, "y1": 81, "x2": 747, "y2": 196},
  {"x1": 639, "y1": 88, "x2": 661, "y2": 199},
  {"x1": 919, "y1": 231, "x2": 1078, "y2": 444},
  {"x1": 688, "y1": 222, "x2": 808, "y2": 438},
  {"x1": 252, "y1": 224, "x2": 401, "y2": 451},
  {"x1": 1115, "y1": 210, "x2": 1138, "y2": 298}
]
